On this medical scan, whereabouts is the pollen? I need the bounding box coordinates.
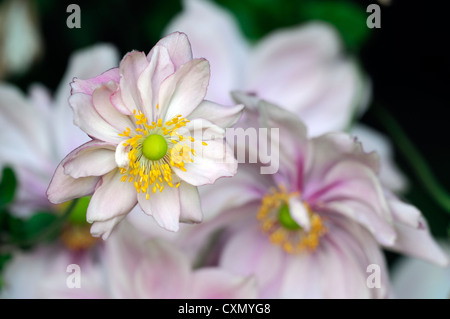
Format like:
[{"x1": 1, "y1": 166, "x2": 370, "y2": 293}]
[
  {"x1": 118, "y1": 109, "x2": 204, "y2": 200},
  {"x1": 257, "y1": 185, "x2": 327, "y2": 254}
]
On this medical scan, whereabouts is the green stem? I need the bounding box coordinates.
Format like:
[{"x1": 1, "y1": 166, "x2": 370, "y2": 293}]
[{"x1": 374, "y1": 105, "x2": 450, "y2": 213}]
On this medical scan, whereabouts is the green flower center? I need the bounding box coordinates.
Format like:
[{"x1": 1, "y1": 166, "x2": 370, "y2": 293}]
[
  {"x1": 278, "y1": 204, "x2": 302, "y2": 231},
  {"x1": 142, "y1": 134, "x2": 168, "y2": 161}
]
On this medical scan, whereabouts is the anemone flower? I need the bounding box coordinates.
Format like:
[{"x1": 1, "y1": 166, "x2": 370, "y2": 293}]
[
  {"x1": 196, "y1": 94, "x2": 448, "y2": 298},
  {"x1": 47, "y1": 32, "x2": 243, "y2": 237}
]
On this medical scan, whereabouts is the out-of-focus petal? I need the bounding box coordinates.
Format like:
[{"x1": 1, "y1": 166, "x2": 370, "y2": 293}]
[
  {"x1": 190, "y1": 269, "x2": 258, "y2": 299},
  {"x1": 188, "y1": 100, "x2": 244, "y2": 128},
  {"x1": 164, "y1": 0, "x2": 248, "y2": 105}
]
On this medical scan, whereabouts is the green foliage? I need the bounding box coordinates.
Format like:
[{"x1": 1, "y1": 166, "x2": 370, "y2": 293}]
[{"x1": 0, "y1": 167, "x2": 17, "y2": 211}]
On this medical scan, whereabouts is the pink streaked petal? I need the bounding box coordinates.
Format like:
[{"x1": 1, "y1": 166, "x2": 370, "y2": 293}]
[
  {"x1": 178, "y1": 182, "x2": 202, "y2": 223},
  {"x1": 173, "y1": 138, "x2": 237, "y2": 186},
  {"x1": 69, "y1": 92, "x2": 123, "y2": 144},
  {"x1": 86, "y1": 169, "x2": 137, "y2": 223},
  {"x1": 138, "y1": 45, "x2": 174, "y2": 121},
  {"x1": 148, "y1": 31, "x2": 193, "y2": 71},
  {"x1": 187, "y1": 100, "x2": 244, "y2": 129},
  {"x1": 92, "y1": 81, "x2": 135, "y2": 130},
  {"x1": 63, "y1": 144, "x2": 116, "y2": 179},
  {"x1": 117, "y1": 51, "x2": 148, "y2": 113},
  {"x1": 323, "y1": 199, "x2": 396, "y2": 246},
  {"x1": 70, "y1": 68, "x2": 120, "y2": 95},
  {"x1": 137, "y1": 186, "x2": 181, "y2": 232},
  {"x1": 159, "y1": 58, "x2": 210, "y2": 121},
  {"x1": 190, "y1": 269, "x2": 257, "y2": 299}
]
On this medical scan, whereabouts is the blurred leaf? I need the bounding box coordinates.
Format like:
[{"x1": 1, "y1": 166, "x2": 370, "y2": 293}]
[
  {"x1": 299, "y1": 0, "x2": 371, "y2": 51},
  {"x1": 20, "y1": 212, "x2": 60, "y2": 245},
  {"x1": 68, "y1": 197, "x2": 91, "y2": 225},
  {"x1": 0, "y1": 167, "x2": 17, "y2": 210}
]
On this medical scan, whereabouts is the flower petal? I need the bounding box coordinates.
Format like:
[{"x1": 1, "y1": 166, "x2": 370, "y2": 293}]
[
  {"x1": 178, "y1": 182, "x2": 202, "y2": 223},
  {"x1": 387, "y1": 196, "x2": 449, "y2": 266},
  {"x1": 190, "y1": 269, "x2": 258, "y2": 299},
  {"x1": 47, "y1": 166, "x2": 99, "y2": 205},
  {"x1": 159, "y1": 58, "x2": 210, "y2": 121},
  {"x1": 187, "y1": 100, "x2": 244, "y2": 128},
  {"x1": 138, "y1": 45, "x2": 174, "y2": 120},
  {"x1": 69, "y1": 92, "x2": 123, "y2": 144},
  {"x1": 90, "y1": 214, "x2": 127, "y2": 240},
  {"x1": 92, "y1": 81, "x2": 135, "y2": 130},
  {"x1": 86, "y1": 169, "x2": 137, "y2": 223},
  {"x1": 63, "y1": 143, "x2": 116, "y2": 179},
  {"x1": 149, "y1": 31, "x2": 193, "y2": 71},
  {"x1": 173, "y1": 138, "x2": 237, "y2": 186},
  {"x1": 289, "y1": 197, "x2": 311, "y2": 231},
  {"x1": 137, "y1": 186, "x2": 181, "y2": 232}
]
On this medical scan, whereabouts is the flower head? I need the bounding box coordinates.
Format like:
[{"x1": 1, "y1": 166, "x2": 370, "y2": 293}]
[
  {"x1": 47, "y1": 32, "x2": 243, "y2": 237},
  {"x1": 197, "y1": 93, "x2": 448, "y2": 298}
]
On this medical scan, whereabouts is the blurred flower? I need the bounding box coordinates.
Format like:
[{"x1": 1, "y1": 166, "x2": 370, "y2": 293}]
[
  {"x1": 0, "y1": 0, "x2": 43, "y2": 79},
  {"x1": 164, "y1": 0, "x2": 370, "y2": 137},
  {"x1": 165, "y1": 0, "x2": 407, "y2": 195},
  {"x1": 0, "y1": 44, "x2": 119, "y2": 217},
  {"x1": 391, "y1": 241, "x2": 450, "y2": 299},
  {"x1": 196, "y1": 94, "x2": 448, "y2": 298},
  {"x1": 1, "y1": 221, "x2": 257, "y2": 299},
  {"x1": 47, "y1": 32, "x2": 243, "y2": 237}
]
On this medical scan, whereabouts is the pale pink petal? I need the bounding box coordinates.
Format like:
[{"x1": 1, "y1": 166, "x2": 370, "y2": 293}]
[
  {"x1": 86, "y1": 169, "x2": 137, "y2": 223},
  {"x1": 199, "y1": 163, "x2": 270, "y2": 220},
  {"x1": 54, "y1": 44, "x2": 120, "y2": 157},
  {"x1": 387, "y1": 196, "x2": 449, "y2": 266},
  {"x1": 173, "y1": 138, "x2": 237, "y2": 186},
  {"x1": 219, "y1": 225, "x2": 285, "y2": 295},
  {"x1": 278, "y1": 253, "x2": 320, "y2": 298},
  {"x1": 149, "y1": 31, "x2": 193, "y2": 71},
  {"x1": 137, "y1": 186, "x2": 181, "y2": 232},
  {"x1": 70, "y1": 68, "x2": 120, "y2": 95},
  {"x1": 92, "y1": 81, "x2": 135, "y2": 130},
  {"x1": 46, "y1": 164, "x2": 100, "y2": 204},
  {"x1": 190, "y1": 269, "x2": 258, "y2": 299},
  {"x1": 303, "y1": 132, "x2": 379, "y2": 197},
  {"x1": 114, "y1": 51, "x2": 149, "y2": 115},
  {"x1": 133, "y1": 239, "x2": 191, "y2": 298},
  {"x1": 164, "y1": 0, "x2": 248, "y2": 105},
  {"x1": 178, "y1": 182, "x2": 202, "y2": 223},
  {"x1": 138, "y1": 45, "x2": 174, "y2": 120},
  {"x1": 63, "y1": 144, "x2": 116, "y2": 179},
  {"x1": 351, "y1": 124, "x2": 408, "y2": 193},
  {"x1": 158, "y1": 58, "x2": 210, "y2": 121},
  {"x1": 188, "y1": 100, "x2": 244, "y2": 128},
  {"x1": 69, "y1": 92, "x2": 123, "y2": 144}
]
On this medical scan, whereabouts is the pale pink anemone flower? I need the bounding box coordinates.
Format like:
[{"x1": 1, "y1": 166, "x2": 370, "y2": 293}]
[
  {"x1": 46, "y1": 32, "x2": 243, "y2": 237},
  {"x1": 194, "y1": 94, "x2": 448, "y2": 298},
  {"x1": 164, "y1": 0, "x2": 407, "y2": 194},
  {"x1": 0, "y1": 44, "x2": 119, "y2": 217},
  {"x1": 0, "y1": 221, "x2": 258, "y2": 299}
]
